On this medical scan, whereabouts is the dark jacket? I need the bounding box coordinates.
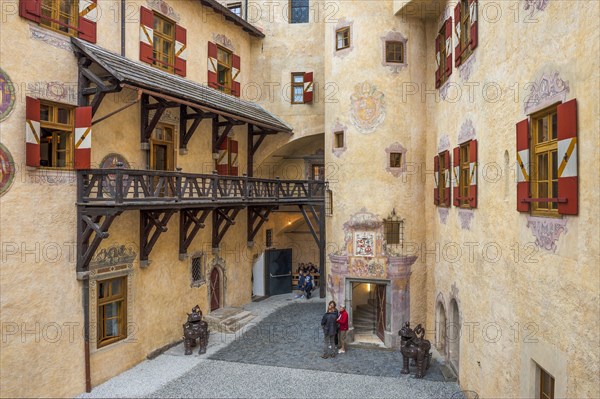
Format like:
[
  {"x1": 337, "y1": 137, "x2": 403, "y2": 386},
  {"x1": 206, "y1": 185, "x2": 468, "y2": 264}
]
[{"x1": 321, "y1": 310, "x2": 338, "y2": 336}]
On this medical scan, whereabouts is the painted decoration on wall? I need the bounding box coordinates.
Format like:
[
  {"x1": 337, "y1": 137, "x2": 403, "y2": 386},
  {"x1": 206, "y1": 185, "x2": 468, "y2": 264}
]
[
  {"x1": 526, "y1": 216, "x2": 567, "y2": 252},
  {"x1": 523, "y1": 0, "x2": 549, "y2": 17},
  {"x1": 524, "y1": 71, "x2": 569, "y2": 114},
  {"x1": 90, "y1": 244, "x2": 137, "y2": 269},
  {"x1": 458, "y1": 119, "x2": 476, "y2": 144},
  {"x1": 458, "y1": 209, "x2": 474, "y2": 230},
  {"x1": 147, "y1": 0, "x2": 181, "y2": 21},
  {"x1": 458, "y1": 53, "x2": 476, "y2": 81},
  {"x1": 350, "y1": 82, "x2": 385, "y2": 134},
  {"x1": 0, "y1": 143, "x2": 15, "y2": 196},
  {"x1": 29, "y1": 24, "x2": 72, "y2": 51},
  {"x1": 437, "y1": 134, "x2": 450, "y2": 153},
  {"x1": 354, "y1": 232, "x2": 375, "y2": 257},
  {"x1": 438, "y1": 208, "x2": 449, "y2": 225},
  {"x1": 385, "y1": 142, "x2": 407, "y2": 178},
  {"x1": 100, "y1": 153, "x2": 130, "y2": 170},
  {"x1": 212, "y1": 33, "x2": 236, "y2": 52},
  {"x1": 0, "y1": 69, "x2": 16, "y2": 122},
  {"x1": 349, "y1": 258, "x2": 386, "y2": 278},
  {"x1": 27, "y1": 81, "x2": 78, "y2": 105}
]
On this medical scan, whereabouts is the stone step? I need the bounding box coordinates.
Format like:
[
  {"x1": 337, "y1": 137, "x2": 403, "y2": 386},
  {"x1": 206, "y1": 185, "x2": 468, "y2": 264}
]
[{"x1": 204, "y1": 308, "x2": 256, "y2": 333}]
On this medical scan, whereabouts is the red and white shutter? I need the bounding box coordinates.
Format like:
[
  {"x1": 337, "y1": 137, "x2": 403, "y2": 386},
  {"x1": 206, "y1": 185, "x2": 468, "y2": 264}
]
[
  {"x1": 139, "y1": 7, "x2": 154, "y2": 64},
  {"x1": 174, "y1": 25, "x2": 187, "y2": 77},
  {"x1": 434, "y1": 155, "x2": 440, "y2": 205},
  {"x1": 445, "y1": 18, "x2": 453, "y2": 78},
  {"x1": 19, "y1": 0, "x2": 41, "y2": 23},
  {"x1": 435, "y1": 34, "x2": 441, "y2": 89},
  {"x1": 74, "y1": 106, "x2": 92, "y2": 170},
  {"x1": 25, "y1": 97, "x2": 41, "y2": 167},
  {"x1": 444, "y1": 150, "x2": 451, "y2": 207},
  {"x1": 557, "y1": 99, "x2": 578, "y2": 215},
  {"x1": 229, "y1": 139, "x2": 239, "y2": 176},
  {"x1": 453, "y1": 146, "x2": 460, "y2": 206},
  {"x1": 469, "y1": 139, "x2": 478, "y2": 208},
  {"x1": 516, "y1": 119, "x2": 530, "y2": 212},
  {"x1": 469, "y1": 0, "x2": 478, "y2": 50},
  {"x1": 454, "y1": 3, "x2": 462, "y2": 67},
  {"x1": 231, "y1": 54, "x2": 241, "y2": 97},
  {"x1": 78, "y1": 0, "x2": 98, "y2": 43},
  {"x1": 303, "y1": 72, "x2": 314, "y2": 103},
  {"x1": 216, "y1": 139, "x2": 228, "y2": 175},
  {"x1": 208, "y1": 42, "x2": 219, "y2": 90}
]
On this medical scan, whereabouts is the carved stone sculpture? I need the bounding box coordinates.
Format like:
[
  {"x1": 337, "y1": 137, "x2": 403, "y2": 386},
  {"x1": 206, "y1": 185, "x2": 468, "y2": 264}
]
[
  {"x1": 183, "y1": 305, "x2": 209, "y2": 355},
  {"x1": 399, "y1": 321, "x2": 432, "y2": 378}
]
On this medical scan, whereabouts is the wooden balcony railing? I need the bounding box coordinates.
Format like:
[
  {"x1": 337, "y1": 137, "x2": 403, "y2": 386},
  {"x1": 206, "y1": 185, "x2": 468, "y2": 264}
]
[{"x1": 77, "y1": 169, "x2": 325, "y2": 207}]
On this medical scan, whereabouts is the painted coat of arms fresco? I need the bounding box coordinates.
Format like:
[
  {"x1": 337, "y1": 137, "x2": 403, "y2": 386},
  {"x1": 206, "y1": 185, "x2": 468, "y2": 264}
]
[
  {"x1": 354, "y1": 232, "x2": 375, "y2": 257},
  {"x1": 350, "y1": 82, "x2": 385, "y2": 134},
  {"x1": 0, "y1": 68, "x2": 16, "y2": 122},
  {"x1": 0, "y1": 143, "x2": 15, "y2": 196}
]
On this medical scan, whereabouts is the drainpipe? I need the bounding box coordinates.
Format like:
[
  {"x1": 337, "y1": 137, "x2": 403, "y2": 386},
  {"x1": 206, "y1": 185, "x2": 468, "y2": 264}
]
[
  {"x1": 83, "y1": 278, "x2": 92, "y2": 392},
  {"x1": 121, "y1": 0, "x2": 126, "y2": 56},
  {"x1": 244, "y1": 0, "x2": 248, "y2": 20}
]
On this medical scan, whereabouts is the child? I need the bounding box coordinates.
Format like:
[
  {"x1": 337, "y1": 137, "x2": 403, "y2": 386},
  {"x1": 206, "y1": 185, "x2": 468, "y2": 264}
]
[{"x1": 303, "y1": 270, "x2": 313, "y2": 299}]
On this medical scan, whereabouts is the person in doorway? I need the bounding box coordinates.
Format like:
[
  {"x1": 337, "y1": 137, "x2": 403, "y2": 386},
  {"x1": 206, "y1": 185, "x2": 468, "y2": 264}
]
[
  {"x1": 295, "y1": 270, "x2": 305, "y2": 299},
  {"x1": 321, "y1": 301, "x2": 338, "y2": 359},
  {"x1": 303, "y1": 270, "x2": 313, "y2": 299},
  {"x1": 337, "y1": 304, "x2": 349, "y2": 353}
]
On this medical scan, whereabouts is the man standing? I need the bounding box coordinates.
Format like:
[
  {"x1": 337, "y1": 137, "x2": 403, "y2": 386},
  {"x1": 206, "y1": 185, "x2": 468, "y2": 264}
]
[
  {"x1": 321, "y1": 301, "x2": 338, "y2": 358},
  {"x1": 337, "y1": 304, "x2": 349, "y2": 354}
]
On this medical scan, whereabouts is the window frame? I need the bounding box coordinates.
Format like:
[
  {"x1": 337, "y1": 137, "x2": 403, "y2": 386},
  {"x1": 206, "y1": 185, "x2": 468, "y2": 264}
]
[
  {"x1": 151, "y1": 12, "x2": 176, "y2": 73},
  {"x1": 539, "y1": 366, "x2": 555, "y2": 399},
  {"x1": 97, "y1": 276, "x2": 128, "y2": 348},
  {"x1": 530, "y1": 105, "x2": 559, "y2": 217},
  {"x1": 334, "y1": 131, "x2": 344, "y2": 149},
  {"x1": 389, "y1": 152, "x2": 402, "y2": 168},
  {"x1": 40, "y1": 0, "x2": 78, "y2": 36},
  {"x1": 190, "y1": 253, "x2": 206, "y2": 287},
  {"x1": 291, "y1": 72, "x2": 305, "y2": 104},
  {"x1": 459, "y1": 0, "x2": 473, "y2": 63},
  {"x1": 289, "y1": 0, "x2": 309, "y2": 24},
  {"x1": 227, "y1": 2, "x2": 242, "y2": 17},
  {"x1": 216, "y1": 45, "x2": 233, "y2": 94},
  {"x1": 149, "y1": 123, "x2": 175, "y2": 171},
  {"x1": 438, "y1": 151, "x2": 448, "y2": 207},
  {"x1": 385, "y1": 41, "x2": 404, "y2": 64},
  {"x1": 459, "y1": 142, "x2": 470, "y2": 208},
  {"x1": 39, "y1": 100, "x2": 74, "y2": 169},
  {"x1": 437, "y1": 27, "x2": 449, "y2": 87},
  {"x1": 336, "y1": 27, "x2": 351, "y2": 51}
]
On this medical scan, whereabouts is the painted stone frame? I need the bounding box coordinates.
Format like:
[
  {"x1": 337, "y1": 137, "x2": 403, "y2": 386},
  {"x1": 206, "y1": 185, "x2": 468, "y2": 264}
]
[
  {"x1": 353, "y1": 231, "x2": 375, "y2": 257},
  {"x1": 380, "y1": 31, "x2": 408, "y2": 73},
  {"x1": 385, "y1": 142, "x2": 407, "y2": 178},
  {"x1": 349, "y1": 82, "x2": 385, "y2": 134},
  {"x1": 332, "y1": 120, "x2": 347, "y2": 158},
  {"x1": 333, "y1": 18, "x2": 354, "y2": 58}
]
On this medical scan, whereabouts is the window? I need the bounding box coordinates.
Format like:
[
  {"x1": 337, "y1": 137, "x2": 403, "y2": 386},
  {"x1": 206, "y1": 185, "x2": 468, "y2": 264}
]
[
  {"x1": 152, "y1": 13, "x2": 175, "y2": 73},
  {"x1": 385, "y1": 41, "x2": 404, "y2": 64},
  {"x1": 336, "y1": 27, "x2": 350, "y2": 50},
  {"x1": 191, "y1": 254, "x2": 205, "y2": 286},
  {"x1": 390, "y1": 152, "x2": 402, "y2": 168},
  {"x1": 334, "y1": 131, "x2": 344, "y2": 148},
  {"x1": 384, "y1": 210, "x2": 403, "y2": 246},
  {"x1": 97, "y1": 276, "x2": 127, "y2": 348},
  {"x1": 228, "y1": 2, "x2": 242, "y2": 17},
  {"x1": 459, "y1": 0, "x2": 471, "y2": 62},
  {"x1": 266, "y1": 229, "x2": 273, "y2": 247},
  {"x1": 459, "y1": 142, "x2": 470, "y2": 207},
  {"x1": 150, "y1": 124, "x2": 175, "y2": 171},
  {"x1": 438, "y1": 151, "x2": 448, "y2": 206},
  {"x1": 40, "y1": 0, "x2": 78, "y2": 36},
  {"x1": 436, "y1": 28, "x2": 448, "y2": 87},
  {"x1": 291, "y1": 73, "x2": 305, "y2": 104},
  {"x1": 289, "y1": 0, "x2": 309, "y2": 23},
  {"x1": 538, "y1": 366, "x2": 555, "y2": 399},
  {"x1": 217, "y1": 46, "x2": 233, "y2": 94},
  {"x1": 531, "y1": 106, "x2": 558, "y2": 216},
  {"x1": 325, "y1": 189, "x2": 333, "y2": 216},
  {"x1": 39, "y1": 101, "x2": 73, "y2": 168},
  {"x1": 312, "y1": 164, "x2": 324, "y2": 181}
]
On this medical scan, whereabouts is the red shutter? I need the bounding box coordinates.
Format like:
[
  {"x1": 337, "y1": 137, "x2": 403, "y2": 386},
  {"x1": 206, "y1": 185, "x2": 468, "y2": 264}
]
[
  {"x1": 216, "y1": 138, "x2": 228, "y2": 175},
  {"x1": 231, "y1": 54, "x2": 241, "y2": 97},
  {"x1": 435, "y1": 34, "x2": 441, "y2": 89},
  {"x1": 303, "y1": 72, "x2": 314, "y2": 103},
  {"x1": 74, "y1": 106, "x2": 92, "y2": 170},
  {"x1": 434, "y1": 155, "x2": 440, "y2": 205},
  {"x1": 469, "y1": 0, "x2": 478, "y2": 50},
  {"x1": 25, "y1": 97, "x2": 41, "y2": 167},
  {"x1": 445, "y1": 18, "x2": 453, "y2": 78},
  {"x1": 469, "y1": 139, "x2": 477, "y2": 208},
  {"x1": 557, "y1": 99, "x2": 578, "y2": 215},
  {"x1": 19, "y1": 0, "x2": 40, "y2": 23},
  {"x1": 208, "y1": 42, "x2": 218, "y2": 90},
  {"x1": 78, "y1": 0, "x2": 97, "y2": 43},
  {"x1": 229, "y1": 139, "x2": 239, "y2": 176},
  {"x1": 516, "y1": 119, "x2": 530, "y2": 212},
  {"x1": 444, "y1": 150, "x2": 451, "y2": 207},
  {"x1": 174, "y1": 25, "x2": 187, "y2": 77},
  {"x1": 453, "y1": 146, "x2": 460, "y2": 206},
  {"x1": 139, "y1": 7, "x2": 154, "y2": 64},
  {"x1": 454, "y1": 3, "x2": 462, "y2": 67}
]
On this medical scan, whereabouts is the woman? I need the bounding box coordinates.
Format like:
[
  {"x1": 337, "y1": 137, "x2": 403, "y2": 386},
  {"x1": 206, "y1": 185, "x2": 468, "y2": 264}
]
[{"x1": 321, "y1": 301, "x2": 338, "y2": 359}]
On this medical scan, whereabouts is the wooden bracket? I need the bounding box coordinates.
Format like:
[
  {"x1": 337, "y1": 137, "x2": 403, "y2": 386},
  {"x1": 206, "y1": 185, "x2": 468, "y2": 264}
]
[
  {"x1": 212, "y1": 116, "x2": 243, "y2": 155},
  {"x1": 140, "y1": 209, "x2": 176, "y2": 265},
  {"x1": 179, "y1": 105, "x2": 215, "y2": 151},
  {"x1": 247, "y1": 206, "x2": 276, "y2": 245},
  {"x1": 247, "y1": 124, "x2": 277, "y2": 177},
  {"x1": 141, "y1": 94, "x2": 181, "y2": 143},
  {"x1": 77, "y1": 208, "x2": 122, "y2": 275},
  {"x1": 212, "y1": 207, "x2": 242, "y2": 249},
  {"x1": 77, "y1": 55, "x2": 119, "y2": 115},
  {"x1": 179, "y1": 208, "x2": 211, "y2": 257}
]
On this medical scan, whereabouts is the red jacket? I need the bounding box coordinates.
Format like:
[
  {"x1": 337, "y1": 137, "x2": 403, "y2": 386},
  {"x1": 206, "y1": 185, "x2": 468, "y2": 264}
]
[{"x1": 337, "y1": 309, "x2": 348, "y2": 331}]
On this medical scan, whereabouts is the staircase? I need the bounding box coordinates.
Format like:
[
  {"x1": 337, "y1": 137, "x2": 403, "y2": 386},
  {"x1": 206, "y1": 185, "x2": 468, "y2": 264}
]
[
  {"x1": 203, "y1": 307, "x2": 256, "y2": 333},
  {"x1": 353, "y1": 300, "x2": 377, "y2": 335}
]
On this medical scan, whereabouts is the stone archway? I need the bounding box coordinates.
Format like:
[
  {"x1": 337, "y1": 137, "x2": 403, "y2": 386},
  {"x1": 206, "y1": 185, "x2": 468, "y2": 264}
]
[
  {"x1": 448, "y1": 298, "x2": 460, "y2": 374},
  {"x1": 435, "y1": 300, "x2": 447, "y2": 356}
]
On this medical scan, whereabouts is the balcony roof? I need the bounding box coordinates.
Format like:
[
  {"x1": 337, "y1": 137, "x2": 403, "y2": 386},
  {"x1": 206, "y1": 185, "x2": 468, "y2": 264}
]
[
  {"x1": 198, "y1": 0, "x2": 265, "y2": 38},
  {"x1": 71, "y1": 38, "x2": 292, "y2": 133}
]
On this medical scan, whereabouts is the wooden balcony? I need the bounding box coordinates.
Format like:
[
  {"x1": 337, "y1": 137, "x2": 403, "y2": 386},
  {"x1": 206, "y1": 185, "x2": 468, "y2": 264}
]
[{"x1": 77, "y1": 169, "x2": 325, "y2": 210}]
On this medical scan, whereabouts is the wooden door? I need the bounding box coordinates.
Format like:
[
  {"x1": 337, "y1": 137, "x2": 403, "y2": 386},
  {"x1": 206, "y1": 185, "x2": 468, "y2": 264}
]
[
  {"x1": 210, "y1": 267, "x2": 220, "y2": 311},
  {"x1": 376, "y1": 284, "x2": 386, "y2": 341}
]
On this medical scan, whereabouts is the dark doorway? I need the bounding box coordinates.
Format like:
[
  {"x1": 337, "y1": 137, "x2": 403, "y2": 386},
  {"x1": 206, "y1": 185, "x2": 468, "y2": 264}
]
[
  {"x1": 376, "y1": 284, "x2": 386, "y2": 341},
  {"x1": 210, "y1": 267, "x2": 221, "y2": 311},
  {"x1": 265, "y1": 248, "x2": 292, "y2": 296}
]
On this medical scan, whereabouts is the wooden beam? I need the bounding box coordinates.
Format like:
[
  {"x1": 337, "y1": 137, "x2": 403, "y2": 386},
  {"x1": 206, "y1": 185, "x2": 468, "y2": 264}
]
[
  {"x1": 247, "y1": 206, "x2": 275, "y2": 244},
  {"x1": 179, "y1": 208, "x2": 211, "y2": 257},
  {"x1": 212, "y1": 207, "x2": 242, "y2": 249},
  {"x1": 77, "y1": 209, "x2": 121, "y2": 274},
  {"x1": 140, "y1": 210, "x2": 176, "y2": 265}
]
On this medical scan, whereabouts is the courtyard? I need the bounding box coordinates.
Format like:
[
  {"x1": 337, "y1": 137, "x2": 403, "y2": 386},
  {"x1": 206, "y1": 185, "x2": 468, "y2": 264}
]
[{"x1": 80, "y1": 295, "x2": 463, "y2": 398}]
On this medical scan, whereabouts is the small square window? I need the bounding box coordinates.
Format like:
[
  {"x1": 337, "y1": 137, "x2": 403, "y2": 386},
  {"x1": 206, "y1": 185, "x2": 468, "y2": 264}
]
[
  {"x1": 291, "y1": 73, "x2": 305, "y2": 104},
  {"x1": 385, "y1": 41, "x2": 404, "y2": 64},
  {"x1": 228, "y1": 2, "x2": 242, "y2": 17},
  {"x1": 325, "y1": 189, "x2": 333, "y2": 216},
  {"x1": 334, "y1": 131, "x2": 344, "y2": 148},
  {"x1": 336, "y1": 27, "x2": 350, "y2": 51},
  {"x1": 390, "y1": 152, "x2": 402, "y2": 168},
  {"x1": 191, "y1": 254, "x2": 206, "y2": 286}
]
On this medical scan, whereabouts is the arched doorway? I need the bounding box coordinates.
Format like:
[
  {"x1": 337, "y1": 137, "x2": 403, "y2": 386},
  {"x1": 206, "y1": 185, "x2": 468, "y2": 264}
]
[
  {"x1": 210, "y1": 267, "x2": 221, "y2": 311},
  {"x1": 436, "y1": 301, "x2": 447, "y2": 355},
  {"x1": 448, "y1": 299, "x2": 460, "y2": 373}
]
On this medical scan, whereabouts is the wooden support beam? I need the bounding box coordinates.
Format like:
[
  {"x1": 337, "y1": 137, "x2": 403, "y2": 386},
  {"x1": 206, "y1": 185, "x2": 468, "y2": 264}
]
[
  {"x1": 179, "y1": 105, "x2": 212, "y2": 151},
  {"x1": 247, "y1": 206, "x2": 276, "y2": 245},
  {"x1": 298, "y1": 204, "x2": 326, "y2": 298},
  {"x1": 179, "y1": 208, "x2": 211, "y2": 257},
  {"x1": 212, "y1": 116, "x2": 236, "y2": 156},
  {"x1": 140, "y1": 210, "x2": 176, "y2": 265},
  {"x1": 299, "y1": 205, "x2": 321, "y2": 249},
  {"x1": 77, "y1": 55, "x2": 119, "y2": 115},
  {"x1": 212, "y1": 207, "x2": 242, "y2": 249},
  {"x1": 77, "y1": 208, "x2": 122, "y2": 276}
]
